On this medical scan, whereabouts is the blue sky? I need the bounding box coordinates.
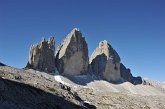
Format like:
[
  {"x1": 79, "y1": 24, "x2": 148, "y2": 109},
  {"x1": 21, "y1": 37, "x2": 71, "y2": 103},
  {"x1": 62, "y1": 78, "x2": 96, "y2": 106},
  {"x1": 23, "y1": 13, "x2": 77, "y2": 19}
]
[{"x1": 0, "y1": 0, "x2": 165, "y2": 81}]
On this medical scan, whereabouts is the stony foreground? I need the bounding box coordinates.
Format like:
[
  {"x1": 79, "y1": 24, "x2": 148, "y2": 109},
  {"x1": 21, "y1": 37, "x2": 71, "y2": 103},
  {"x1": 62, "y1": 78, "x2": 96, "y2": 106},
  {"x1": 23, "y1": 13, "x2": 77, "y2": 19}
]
[
  {"x1": 0, "y1": 65, "x2": 165, "y2": 109},
  {"x1": 0, "y1": 66, "x2": 96, "y2": 109}
]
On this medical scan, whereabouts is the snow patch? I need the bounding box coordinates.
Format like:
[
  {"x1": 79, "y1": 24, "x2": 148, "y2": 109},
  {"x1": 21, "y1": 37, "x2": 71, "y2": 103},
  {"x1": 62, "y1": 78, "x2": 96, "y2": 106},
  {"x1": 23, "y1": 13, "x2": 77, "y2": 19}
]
[
  {"x1": 53, "y1": 70, "x2": 71, "y2": 86},
  {"x1": 54, "y1": 70, "x2": 64, "y2": 84},
  {"x1": 2, "y1": 77, "x2": 5, "y2": 79},
  {"x1": 84, "y1": 100, "x2": 91, "y2": 104}
]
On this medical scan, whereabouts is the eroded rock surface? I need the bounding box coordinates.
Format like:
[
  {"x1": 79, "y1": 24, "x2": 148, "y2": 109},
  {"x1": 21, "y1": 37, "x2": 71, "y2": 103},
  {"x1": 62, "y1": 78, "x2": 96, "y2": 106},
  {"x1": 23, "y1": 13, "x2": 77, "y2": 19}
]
[
  {"x1": 56, "y1": 28, "x2": 89, "y2": 75},
  {"x1": 90, "y1": 40, "x2": 121, "y2": 82},
  {"x1": 120, "y1": 63, "x2": 142, "y2": 85},
  {"x1": 0, "y1": 66, "x2": 96, "y2": 109},
  {"x1": 26, "y1": 37, "x2": 56, "y2": 73}
]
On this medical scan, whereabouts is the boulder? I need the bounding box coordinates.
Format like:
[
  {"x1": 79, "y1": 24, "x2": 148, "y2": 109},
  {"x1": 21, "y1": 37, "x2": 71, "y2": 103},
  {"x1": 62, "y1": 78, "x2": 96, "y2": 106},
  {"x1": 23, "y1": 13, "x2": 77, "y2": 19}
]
[
  {"x1": 26, "y1": 37, "x2": 56, "y2": 73},
  {"x1": 90, "y1": 40, "x2": 121, "y2": 82},
  {"x1": 56, "y1": 28, "x2": 89, "y2": 75}
]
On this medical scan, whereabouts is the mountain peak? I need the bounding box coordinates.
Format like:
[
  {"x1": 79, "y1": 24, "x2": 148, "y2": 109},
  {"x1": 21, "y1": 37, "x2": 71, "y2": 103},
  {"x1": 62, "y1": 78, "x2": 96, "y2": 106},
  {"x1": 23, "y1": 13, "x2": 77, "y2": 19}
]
[
  {"x1": 26, "y1": 37, "x2": 56, "y2": 73},
  {"x1": 72, "y1": 27, "x2": 80, "y2": 32},
  {"x1": 55, "y1": 28, "x2": 88, "y2": 75}
]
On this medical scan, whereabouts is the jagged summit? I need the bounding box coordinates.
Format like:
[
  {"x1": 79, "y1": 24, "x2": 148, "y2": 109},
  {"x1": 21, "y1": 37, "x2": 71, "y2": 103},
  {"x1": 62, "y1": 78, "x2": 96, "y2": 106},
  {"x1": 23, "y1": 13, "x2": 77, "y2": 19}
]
[
  {"x1": 90, "y1": 40, "x2": 121, "y2": 82},
  {"x1": 99, "y1": 40, "x2": 108, "y2": 47},
  {"x1": 72, "y1": 27, "x2": 80, "y2": 32},
  {"x1": 91, "y1": 40, "x2": 120, "y2": 63},
  {"x1": 56, "y1": 28, "x2": 89, "y2": 76},
  {"x1": 56, "y1": 28, "x2": 84, "y2": 58},
  {"x1": 26, "y1": 37, "x2": 56, "y2": 73},
  {"x1": 24, "y1": 28, "x2": 141, "y2": 84},
  {"x1": 1, "y1": 28, "x2": 165, "y2": 109}
]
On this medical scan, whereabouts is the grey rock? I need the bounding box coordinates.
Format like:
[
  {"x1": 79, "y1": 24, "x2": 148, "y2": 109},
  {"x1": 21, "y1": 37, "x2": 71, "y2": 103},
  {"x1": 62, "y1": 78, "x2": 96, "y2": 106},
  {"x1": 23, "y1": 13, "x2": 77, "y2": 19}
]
[
  {"x1": 0, "y1": 62, "x2": 5, "y2": 66},
  {"x1": 120, "y1": 63, "x2": 142, "y2": 85},
  {"x1": 56, "y1": 28, "x2": 89, "y2": 75},
  {"x1": 90, "y1": 40, "x2": 121, "y2": 82},
  {"x1": 0, "y1": 66, "x2": 94, "y2": 109},
  {"x1": 0, "y1": 78, "x2": 82, "y2": 109},
  {"x1": 26, "y1": 37, "x2": 56, "y2": 73},
  {"x1": 142, "y1": 78, "x2": 165, "y2": 93},
  {"x1": 1, "y1": 65, "x2": 165, "y2": 109},
  {"x1": 120, "y1": 63, "x2": 133, "y2": 82}
]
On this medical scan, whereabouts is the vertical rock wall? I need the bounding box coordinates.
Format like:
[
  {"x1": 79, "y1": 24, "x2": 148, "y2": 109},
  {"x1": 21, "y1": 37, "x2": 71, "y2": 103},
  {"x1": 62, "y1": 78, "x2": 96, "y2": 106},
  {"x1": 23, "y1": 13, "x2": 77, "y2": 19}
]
[
  {"x1": 56, "y1": 28, "x2": 89, "y2": 75},
  {"x1": 26, "y1": 37, "x2": 56, "y2": 73},
  {"x1": 90, "y1": 40, "x2": 121, "y2": 82}
]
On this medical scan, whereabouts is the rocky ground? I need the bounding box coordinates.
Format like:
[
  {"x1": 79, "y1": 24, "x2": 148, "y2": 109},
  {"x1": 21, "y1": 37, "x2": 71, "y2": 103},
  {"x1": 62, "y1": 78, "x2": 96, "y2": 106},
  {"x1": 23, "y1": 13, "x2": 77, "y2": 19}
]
[
  {"x1": 54, "y1": 74, "x2": 165, "y2": 109},
  {"x1": 0, "y1": 65, "x2": 165, "y2": 109},
  {"x1": 0, "y1": 65, "x2": 96, "y2": 109},
  {"x1": 76, "y1": 82, "x2": 165, "y2": 109}
]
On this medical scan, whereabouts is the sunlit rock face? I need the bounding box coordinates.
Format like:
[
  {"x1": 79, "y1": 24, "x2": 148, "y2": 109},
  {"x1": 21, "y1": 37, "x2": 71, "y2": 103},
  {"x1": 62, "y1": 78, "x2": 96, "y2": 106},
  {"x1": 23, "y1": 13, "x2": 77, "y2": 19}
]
[
  {"x1": 26, "y1": 37, "x2": 56, "y2": 73},
  {"x1": 55, "y1": 28, "x2": 89, "y2": 75},
  {"x1": 90, "y1": 40, "x2": 121, "y2": 82}
]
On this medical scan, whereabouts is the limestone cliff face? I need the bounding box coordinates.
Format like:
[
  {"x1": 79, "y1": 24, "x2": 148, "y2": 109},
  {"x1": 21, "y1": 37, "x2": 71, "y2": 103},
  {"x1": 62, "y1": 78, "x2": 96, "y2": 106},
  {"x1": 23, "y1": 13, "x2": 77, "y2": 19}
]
[
  {"x1": 56, "y1": 28, "x2": 89, "y2": 75},
  {"x1": 90, "y1": 40, "x2": 121, "y2": 82},
  {"x1": 26, "y1": 37, "x2": 56, "y2": 73},
  {"x1": 24, "y1": 28, "x2": 141, "y2": 84}
]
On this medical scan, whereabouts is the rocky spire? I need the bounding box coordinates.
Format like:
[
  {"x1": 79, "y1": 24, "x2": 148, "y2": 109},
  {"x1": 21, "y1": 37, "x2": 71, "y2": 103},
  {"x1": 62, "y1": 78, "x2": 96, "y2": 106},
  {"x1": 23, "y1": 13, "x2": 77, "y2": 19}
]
[
  {"x1": 55, "y1": 28, "x2": 89, "y2": 75},
  {"x1": 26, "y1": 37, "x2": 56, "y2": 73},
  {"x1": 90, "y1": 40, "x2": 121, "y2": 82}
]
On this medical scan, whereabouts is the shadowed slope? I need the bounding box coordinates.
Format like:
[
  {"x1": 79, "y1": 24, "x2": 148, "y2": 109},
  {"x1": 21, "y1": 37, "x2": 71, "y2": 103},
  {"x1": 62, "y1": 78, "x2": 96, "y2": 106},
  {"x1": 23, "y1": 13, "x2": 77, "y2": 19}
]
[{"x1": 0, "y1": 78, "x2": 96, "y2": 109}]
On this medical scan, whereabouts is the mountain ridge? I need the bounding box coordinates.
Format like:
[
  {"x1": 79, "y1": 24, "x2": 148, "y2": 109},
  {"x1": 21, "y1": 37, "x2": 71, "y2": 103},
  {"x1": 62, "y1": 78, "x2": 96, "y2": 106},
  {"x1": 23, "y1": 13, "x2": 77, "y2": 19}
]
[{"x1": 0, "y1": 28, "x2": 164, "y2": 109}]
